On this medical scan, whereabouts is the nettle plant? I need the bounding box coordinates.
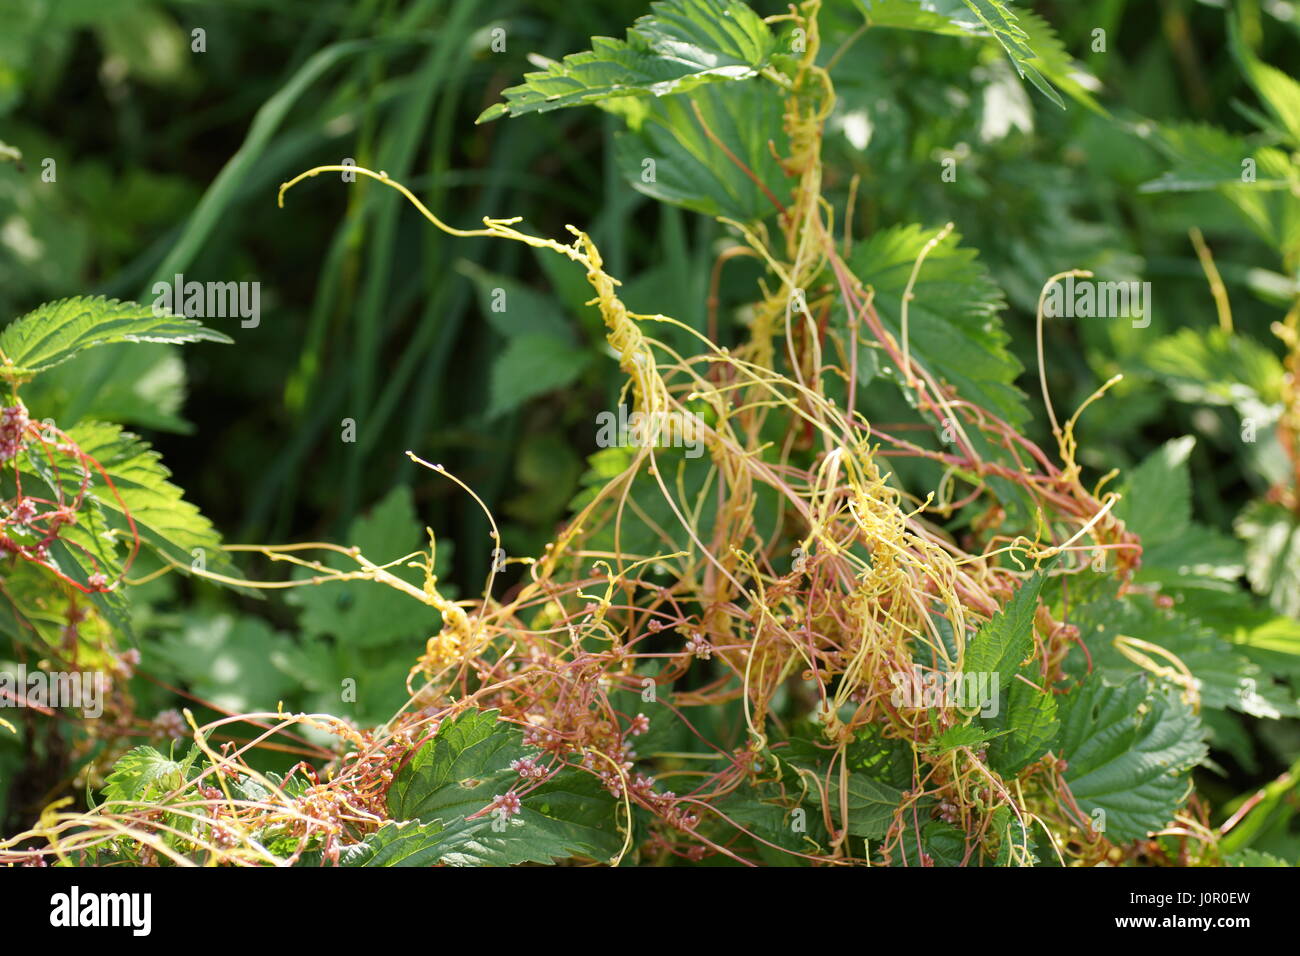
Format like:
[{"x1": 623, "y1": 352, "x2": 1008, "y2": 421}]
[
  {"x1": 3, "y1": 0, "x2": 1296, "y2": 867},
  {"x1": 0, "y1": 298, "x2": 235, "y2": 779}
]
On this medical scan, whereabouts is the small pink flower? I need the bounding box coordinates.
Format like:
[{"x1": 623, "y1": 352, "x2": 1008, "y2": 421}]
[
  {"x1": 509, "y1": 756, "x2": 546, "y2": 779},
  {"x1": 629, "y1": 713, "x2": 650, "y2": 736},
  {"x1": 685, "y1": 633, "x2": 712, "y2": 661},
  {"x1": 491, "y1": 791, "x2": 522, "y2": 817}
]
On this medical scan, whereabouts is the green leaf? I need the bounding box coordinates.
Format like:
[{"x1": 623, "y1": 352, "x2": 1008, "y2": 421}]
[
  {"x1": 926, "y1": 724, "x2": 999, "y2": 755},
  {"x1": 288, "y1": 485, "x2": 446, "y2": 649},
  {"x1": 893, "y1": 820, "x2": 967, "y2": 866},
  {"x1": 385, "y1": 709, "x2": 623, "y2": 866},
  {"x1": 1137, "y1": 122, "x2": 1300, "y2": 256},
  {"x1": 1237, "y1": 500, "x2": 1300, "y2": 619},
  {"x1": 1055, "y1": 675, "x2": 1206, "y2": 843},
  {"x1": 781, "y1": 735, "x2": 905, "y2": 840},
  {"x1": 1224, "y1": 848, "x2": 1291, "y2": 867},
  {"x1": 847, "y1": 223, "x2": 1026, "y2": 427},
  {"x1": 849, "y1": 1, "x2": 1068, "y2": 108},
  {"x1": 101, "y1": 744, "x2": 198, "y2": 805},
  {"x1": 62, "y1": 420, "x2": 237, "y2": 580},
  {"x1": 0, "y1": 296, "x2": 230, "y2": 382},
  {"x1": 986, "y1": 679, "x2": 1058, "y2": 776},
  {"x1": 336, "y1": 820, "x2": 449, "y2": 866},
  {"x1": 614, "y1": 79, "x2": 791, "y2": 221},
  {"x1": 477, "y1": 0, "x2": 776, "y2": 122},
  {"x1": 958, "y1": 0, "x2": 1064, "y2": 109},
  {"x1": 1230, "y1": 13, "x2": 1300, "y2": 150},
  {"x1": 487, "y1": 334, "x2": 589, "y2": 419},
  {"x1": 1114, "y1": 436, "x2": 1245, "y2": 592},
  {"x1": 1144, "y1": 327, "x2": 1284, "y2": 413},
  {"x1": 963, "y1": 570, "x2": 1045, "y2": 692},
  {"x1": 457, "y1": 261, "x2": 575, "y2": 341},
  {"x1": 989, "y1": 805, "x2": 1037, "y2": 866},
  {"x1": 1097, "y1": 595, "x2": 1293, "y2": 718}
]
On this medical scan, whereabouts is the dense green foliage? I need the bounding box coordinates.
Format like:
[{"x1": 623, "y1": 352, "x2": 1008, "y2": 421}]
[{"x1": 1, "y1": 0, "x2": 1298, "y2": 867}]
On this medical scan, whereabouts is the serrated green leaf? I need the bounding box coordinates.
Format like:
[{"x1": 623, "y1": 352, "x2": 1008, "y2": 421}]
[
  {"x1": 850, "y1": 2, "x2": 1071, "y2": 109},
  {"x1": 847, "y1": 223, "x2": 1027, "y2": 428},
  {"x1": 487, "y1": 334, "x2": 589, "y2": 419},
  {"x1": 963, "y1": 570, "x2": 1044, "y2": 690},
  {"x1": 1114, "y1": 436, "x2": 1246, "y2": 592},
  {"x1": 101, "y1": 744, "x2": 198, "y2": 805},
  {"x1": 1072, "y1": 588, "x2": 1296, "y2": 718},
  {"x1": 1055, "y1": 675, "x2": 1206, "y2": 843},
  {"x1": 0, "y1": 296, "x2": 230, "y2": 381},
  {"x1": 614, "y1": 79, "x2": 790, "y2": 221},
  {"x1": 1237, "y1": 500, "x2": 1300, "y2": 619},
  {"x1": 959, "y1": 0, "x2": 1064, "y2": 108},
  {"x1": 336, "y1": 820, "x2": 449, "y2": 866},
  {"x1": 781, "y1": 736, "x2": 904, "y2": 840},
  {"x1": 1230, "y1": 13, "x2": 1300, "y2": 150},
  {"x1": 288, "y1": 485, "x2": 445, "y2": 649},
  {"x1": 477, "y1": 0, "x2": 776, "y2": 122},
  {"x1": 984, "y1": 678, "x2": 1058, "y2": 775},
  {"x1": 927, "y1": 723, "x2": 999, "y2": 755},
  {"x1": 385, "y1": 709, "x2": 622, "y2": 866},
  {"x1": 1144, "y1": 327, "x2": 1284, "y2": 413},
  {"x1": 62, "y1": 420, "x2": 237, "y2": 581}
]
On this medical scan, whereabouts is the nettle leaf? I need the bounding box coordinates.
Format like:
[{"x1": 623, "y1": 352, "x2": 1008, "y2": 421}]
[
  {"x1": 1055, "y1": 675, "x2": 1207, "y2": 844},
  {"x1": 153, "y1": 613, "x2": 298, "y2": 713},
  {"x1": 63, "y1": 420, "x2": 237, "y2": 581},
  {"x1": 487, "y1": 335, "x2": 590, "y2": 420},
  {"x1": 1229, "y1": 13, "x2": 1300, "y2": 150},
  {"x1": 336, "y1": 820, "x2": 449, "y2": 866},
  {"x1": 569, "y1": 443, "x2": 778, "y2": 563},
  {"x1": 712, "y1": 781, "x2": 825, "y2": 865},
  {"x1": 458, "y1": 260, "x2": 576, "y2": 341},
  {"x1": 1144, "y1": 327, "x2": 1284, "y2": 415},
  {"x1": 1137, "y1": 122, "x2": 1300, "y2": 256},
  {"x1": 1114, "y1": 436, "x2": 1245, "y2": 592},
  {"x1": 963, "y1": 569, "x2": 1044, "y2": 691},
  {"x1": 288, "y1": 485, "x2": 447, "y2": 648},
  {"x1": 383, "y1": 709, "x2": 622, "y2": 866},
  {"x1": 958, "y1": 0, "x2": 1063, "y2": 108},
  {"x1": 893, "y1": 820, "x2": 967, "y2": 866},
  {"x1": 985, "y1": 678, "x2": 1058, "y2": 776},
  {"x1": 1071, "y1": 589, "x2": 1296, "y2": 718},
  {"x1": 614, "y1": 79, "x2": 791, "y2": 222},
  {"x1": 1237, "y1": 500, "x2": 1300, "y2": 620},
  {"x1": 477, "y1": 0, "x2": 776, "y2": 123},
  {"x1": 927, "y1": 724, "x2": 999, "y2": 755},
  {"x1": 847, "y1": 223, "x2": 1027, "y2": 428},
  {"x1": 781, "y1": 735, "x2": 905, "y2": 840},
  {"x1": 101, "y1": 744, "x2": 198, "y2": 806},
  {"x1": 849, "y1": 0, "x2": 1069, "y2": 108},
  {"x1": 964, "y1": 570, "x2": 1059, "y2": 775},
  {"x1": 0, "y1": 296, "x2": 230, "y2": 382}
]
